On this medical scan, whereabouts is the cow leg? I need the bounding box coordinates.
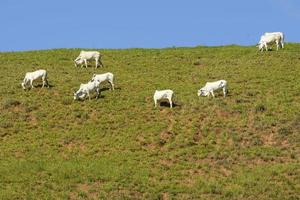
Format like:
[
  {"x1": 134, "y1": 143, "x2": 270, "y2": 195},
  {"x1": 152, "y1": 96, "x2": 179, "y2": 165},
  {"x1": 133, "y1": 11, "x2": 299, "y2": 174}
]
[
  {"x1": 276, "y1": 41, "x2": 279, "y2": 51},
  {"x1": 154, "y1": 99, "x2": 157, "y2": 108},
  {"x1": 99, "y1": 59, "x2": 104, "y2": 67},
  {"x1": 30, "y1": 80, "x2": 34, "y2": 89},
  {"x1": 223, "y1": 87, "x2": 227, "y2": 97},
  {"x1": 168, "y1": 98, "x2": 173, "y2": 108},
  {"x1": 46, "y1": 78, "x2": 49, "y2": 88},
  {"x1": 109, "y1": 81, "x2": 114, "y2": 90},
  {"x1": 96, "y1": 88, "x2": 100, "y2": 99},
  {"x1": 264, "y1": 43, "x2": 268, "y2": 51},
  {"x1": 210, "y1": 91, "x2": 215, "y2": 98},
  {"x1": 22, "y1": 78, "x2": 27, "y2": 89},
  {"x1": 87, "y1": 91, "x2": 91, "y2": 101},
  {"x1": 95, "y1": 59, "x2": 98, "y2": 68},
  {"x1": 84, "y1": 59, "x2": 88, "y2": 68}
]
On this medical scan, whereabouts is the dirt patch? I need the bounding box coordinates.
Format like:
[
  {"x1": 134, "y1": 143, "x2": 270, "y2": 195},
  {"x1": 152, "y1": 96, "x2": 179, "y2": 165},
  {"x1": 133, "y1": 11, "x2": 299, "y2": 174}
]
[
  {"x1": 220, "y1": 166, "x2": 232, "y2": 177},
  {"x1": 261, "y1": 133, "x2": 275, "y2": 145},
  {"x1": 14, "y1": 151, "x2": 24, "y2": 158},
  {"x1": 89, "y1": 110, "x2": 98, "y2": 121},
  {"x1": 108, "y1": 189, "x2": 144, "y2": 199},
  {"x1": 65, "y1": 142, "x2": 76, "y2": 151},
  {"x1": 27, "y1": 114, "x2": 38, "y2": 126},
  {"x1": 69, "y1": 181, "x2": 103, "y2": 200},
  {"x1": 12, "y1": 105, "x2": 23, "y2": 113},
  {"x1": 159, "y1": 158, "x2": 174, "y2": 168},
  {"x1": 53, "y1": 91, "x2": 60, "y2": 97},
  {"x1": 136, "y1": 134, "x2": 159, "y2": 151},
  {"x1": 216, "y1": 109, "x2": 240, "y2": 119},
  {"x1": 160, "y1": 192, "x2": 170, "y2": 200},
  {"x1": 62, "y1": 141, "x2": 86, "y2": 153},
  {"x1": 280, "y1": 140, "x2": 290, "y2": 148},
  {"x1": 79, "y1": 143, "x2": 86, "y2": 151},
  {"x1": 159, "y1": 131, "x2": 173, "y2": 146}
]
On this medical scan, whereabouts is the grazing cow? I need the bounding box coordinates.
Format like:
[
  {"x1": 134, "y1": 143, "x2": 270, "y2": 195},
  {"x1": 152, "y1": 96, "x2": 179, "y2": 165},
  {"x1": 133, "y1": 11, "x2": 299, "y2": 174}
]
[
  {"x1": 153, "y1": 89, "x2": 174, "y2": 108},
  {"x1": 258, "y1": 32, "x2": 284, "y2": 51},
  {"x1": 74, "y1": 50, "x2": 103, "y2": 68},
  {"x1": 91, "y1": 72, "x2": 114, "y2": 90},
  {"x1": 73, "y1": 80, "x2": 101, "y2": 101},
  {"x1": 264, "y1": 32, "x2": 284, "y2": 48},
  {"x1": 21, "y1": 69, "x2": 49, "y2": 90},
  {"x1": 197, "y1": 80, "x2": 227, "y2": 98}
]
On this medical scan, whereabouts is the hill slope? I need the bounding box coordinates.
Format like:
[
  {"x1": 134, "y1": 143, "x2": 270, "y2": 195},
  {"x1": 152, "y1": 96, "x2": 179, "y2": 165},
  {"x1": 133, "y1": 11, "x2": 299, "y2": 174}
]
[{"x1": 0, "y1": 45, "x2": 299, "y2": 199}]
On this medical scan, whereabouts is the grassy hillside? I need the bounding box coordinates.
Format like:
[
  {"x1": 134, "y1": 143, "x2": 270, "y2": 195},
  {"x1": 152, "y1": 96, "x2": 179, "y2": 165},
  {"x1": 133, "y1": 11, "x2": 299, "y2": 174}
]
[{"x1": 0, "y1": 44, "x2": 299, "y2": 199}]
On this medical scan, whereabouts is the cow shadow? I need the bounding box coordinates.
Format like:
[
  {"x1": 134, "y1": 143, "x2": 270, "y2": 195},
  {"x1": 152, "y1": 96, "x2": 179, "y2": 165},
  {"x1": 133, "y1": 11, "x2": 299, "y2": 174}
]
[
  {"x1": 99, "y1": 88, "x2": 110, "y2": 93},
  {"x1": 32, "y1": 83, "x2": 54, "y2": 88},
  {"x1": 75, "y1": 95, "x2": 105, "y2": 101},
  {"x1": 99, "y1": 87, "x2": 121, "y2": 92},
  {"x1": 160, "y1": 101, "x2": 180, "y2": 108}
]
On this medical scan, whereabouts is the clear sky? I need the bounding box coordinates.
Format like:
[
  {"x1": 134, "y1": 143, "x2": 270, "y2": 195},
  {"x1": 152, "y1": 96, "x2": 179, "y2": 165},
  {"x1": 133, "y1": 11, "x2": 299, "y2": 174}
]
[{"x1": 1, "y1": 0, "x2": 300, "y2": 51}]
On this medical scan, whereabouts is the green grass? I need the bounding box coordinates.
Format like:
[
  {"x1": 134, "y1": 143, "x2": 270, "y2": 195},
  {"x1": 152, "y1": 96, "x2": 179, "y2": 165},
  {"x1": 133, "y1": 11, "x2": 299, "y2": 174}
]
[{"x1": 0, "y1": 44, "x2": 299, "y2": 199}]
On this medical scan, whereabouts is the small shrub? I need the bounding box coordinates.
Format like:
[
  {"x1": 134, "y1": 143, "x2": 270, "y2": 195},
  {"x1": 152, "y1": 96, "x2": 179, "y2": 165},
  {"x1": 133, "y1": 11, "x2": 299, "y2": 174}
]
[
  {"x1": 2, "y1": 99, "x2": 21, "y2": 109},
  {"x1": 290, "y1": 153, "x2": 296, "y2": 159},
  {"x1": 25, "y1": 105, "x2": 38, "y2": 112},
  {"x1": 278, "y1": 127, "x2": 292, "y2": 136},
  {"x1": 247, "y1": 92, "x2": 256, "y2": 97},
  {"x1": 252, "y1": 136, "x2": 263, "y2": 146},
  {"x1": 62, "y1": 98, "x2": 72, "y2": 105},
  {"x1": 193, "y1": 60, "x2": 201, "y2": 66},
  {"x1": 74, "y1": 110, "x2": 89, "y2": 120},
  {"x1": 78, "y1": 191, "x2": 87, "y2": 198},
  {"x1": 1, "y1": 122, "x2": 13, "y2": 128},
  {"x1": 255, "y1": 104, "x2": 266, "y2": 113}
]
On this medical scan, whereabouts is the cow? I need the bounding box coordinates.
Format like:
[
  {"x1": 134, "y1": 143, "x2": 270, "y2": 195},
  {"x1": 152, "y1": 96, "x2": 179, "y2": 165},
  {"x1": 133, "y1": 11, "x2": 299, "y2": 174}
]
[
  {"x1": 197, "y1": 80, "x2": 227, "y2": 98},
  {"x1": 153, "y1": 89, "x2": 174, "y2": 108},
  {"x1": 258, "y1": 32, "x2": 284, "y2": 51},
  {"x1": 73, "y1": 80, "x2": 101, "y2": 101},
  {"x1": 91, "y1": 72, "x2": 114, "y2": 90},
  {"x1": 264, "y1": 32, "x2": 284, "y2": 48},
  {"x1": 74, "y1": 50, "x2": 103, "y2": 68},
  {"x1": 21, "y1": 69, "x2": 49, "y2": 90}
]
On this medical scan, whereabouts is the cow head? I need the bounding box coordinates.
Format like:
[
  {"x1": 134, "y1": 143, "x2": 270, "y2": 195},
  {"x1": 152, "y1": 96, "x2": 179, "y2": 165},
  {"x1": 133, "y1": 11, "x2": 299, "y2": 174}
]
[
  {"x1": 197, "y1": 88, "x2": 209, "y2": 97},
  {"x1": 21, "y1": 79, "x2": 27, "y2": 90},
  {"x1": 21, "y1": 82, "x2": 26, "y2": 90},
  {"x1": 74, "y1": 57, "x2": 83, "y2": 67},
  {"x1": 73, "y1": 89, "x2": 86, "y2": 100},
  {"x1": 257, "y1": 42, "x2": 264, "y2": 51}
]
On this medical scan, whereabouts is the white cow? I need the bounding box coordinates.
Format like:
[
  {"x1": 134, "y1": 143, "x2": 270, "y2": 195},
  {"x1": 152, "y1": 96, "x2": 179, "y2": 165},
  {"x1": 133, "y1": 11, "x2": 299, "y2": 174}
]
[
  {"x1": 21, "y1": 69, "x2": 49, "y2": 90},
  {"x1": 264, "y1": 32, "x2": 284, "y2": 48},
  {"x1": 153, "y1": 89, "x2": 174, "y2": 108},
  {"x1": 197, "y1": 80, "x2": 227, "y2": 98},
  {"x1": 91, "y1": 72, "x2": 114, "y2": 90},
  {"x1": 74, "y1": 50, "x2": 103, "y2": 68},
  {"x1": 258, "y1": 32, "x2": 284, "y2": 51},
  {"x1": 73, "y1": 80, "x2": 101, "y2": 101}
]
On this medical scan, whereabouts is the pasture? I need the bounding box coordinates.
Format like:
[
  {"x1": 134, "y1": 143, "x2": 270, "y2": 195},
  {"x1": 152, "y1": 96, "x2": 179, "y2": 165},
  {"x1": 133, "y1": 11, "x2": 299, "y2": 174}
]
[{"x1": 0, "y1": 45, "x2": 299, "y2": 199}]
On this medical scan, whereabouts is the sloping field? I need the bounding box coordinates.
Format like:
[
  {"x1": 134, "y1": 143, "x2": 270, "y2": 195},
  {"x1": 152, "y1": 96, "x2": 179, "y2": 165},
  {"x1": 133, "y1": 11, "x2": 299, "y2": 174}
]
[{"x1": 0, "y1": 44, "x2": 299, "y2": 199}]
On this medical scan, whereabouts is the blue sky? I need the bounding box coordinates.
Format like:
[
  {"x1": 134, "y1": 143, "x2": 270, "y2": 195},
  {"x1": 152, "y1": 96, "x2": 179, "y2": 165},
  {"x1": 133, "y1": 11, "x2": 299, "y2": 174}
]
[{"x1": 1, "y1": 0, "x2": 300, "y2": 51}]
